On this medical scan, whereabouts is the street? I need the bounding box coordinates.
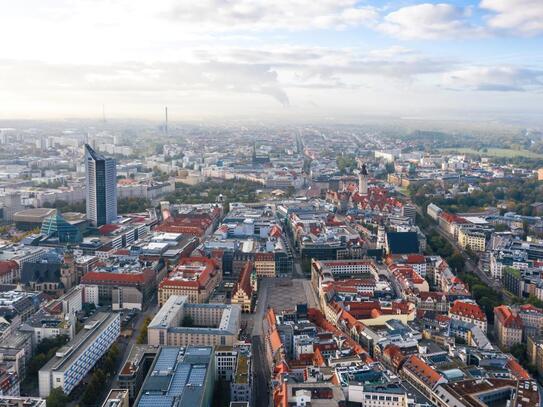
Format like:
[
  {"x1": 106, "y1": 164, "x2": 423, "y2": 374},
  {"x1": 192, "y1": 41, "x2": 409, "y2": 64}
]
[{"x1": 252, "y1": 335, "x2": 271, "y2": 407}]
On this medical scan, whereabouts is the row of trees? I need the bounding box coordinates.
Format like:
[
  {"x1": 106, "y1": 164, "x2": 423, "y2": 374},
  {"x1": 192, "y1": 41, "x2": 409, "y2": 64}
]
[
  {"x1": 411, "y1": 177, "x2": 543, "y2": 216},
  {"x1": 26, "y1": 335, "x2": 70, "y2": 386},
  {"x1": 43, "y1": 197, "x2": 151, "y2": 214},
  {"x1": 80, "y1": 344, "x2": 121, "y2": 406},
  {"x1": 136, "y1": 316, "x2": 152, "y2": 344},
  {"x1": 166, "y1": 179, "x2": 261, "y2": 205}
]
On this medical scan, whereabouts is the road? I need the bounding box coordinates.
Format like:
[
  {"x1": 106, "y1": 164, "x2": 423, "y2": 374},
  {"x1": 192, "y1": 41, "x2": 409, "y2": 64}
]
[
  {"x1": 252, "y1": 335, "x2": 271, "y2": 407},
  {"x1": 111, "y1": 300, "x2": 159, "y2": 389},
  {"x1": 430, "y1": 222, "x2": 502, "y2": 291},
  {"x1": 403, "y1": 191, "x2": 504, "y2": 293}
]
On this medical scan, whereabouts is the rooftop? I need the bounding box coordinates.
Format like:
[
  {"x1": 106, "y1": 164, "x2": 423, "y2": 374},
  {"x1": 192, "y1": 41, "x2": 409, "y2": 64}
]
[{"x1": 136, "y1": 346, "x2": 213, "y2": 407}]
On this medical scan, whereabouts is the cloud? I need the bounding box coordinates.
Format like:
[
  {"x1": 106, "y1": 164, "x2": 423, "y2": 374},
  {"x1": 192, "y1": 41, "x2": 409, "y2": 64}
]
[
  {"x1": 443, "y1": 66, "x2": 543, "y2": 91},
  {"x1": 167, "y1": 0, "x2": 378, "y2": 31},
  {"x1": 378, "y1": 3, "x2": 483, "y2": 40},
  {"x1": 0, "y1": 60, "x2": 290, "y2": 106},
  {"x1": 480, "y1": 0, "x2": 543, "y2": 36}
]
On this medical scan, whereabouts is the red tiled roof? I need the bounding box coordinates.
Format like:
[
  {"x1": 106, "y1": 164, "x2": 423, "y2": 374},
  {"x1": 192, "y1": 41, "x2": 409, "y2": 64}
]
[
  {"x1": 233, "y1": 261, "x2": 253, "y2": 297},
  {"x1": 0, "y1": 261, "x2": 18, "y2": 276},
  {"x1": 439, "y1": 212, "x2": 467, "y2": 224},
  {"x1": 506, "y1": 356, "x2": 531, "y2": 379},
  {"x1": 450, "y1": 300, "x2": 487, "y2": 322},
  {"x1": 98, "y1": 224, "x2": 121, "y2": 235},
  {"x1": 403, "y1": 355, "x2": 444, "y2": 389},
  {"x1": 494, "y1": 305, "x2": 523, "y2": 329},
  {"x1": 406, "y1": 254, "x2": 426, "y2": 264},
  {"x1": 81, "y1": 270, "x2": 153, "y2": 285}
]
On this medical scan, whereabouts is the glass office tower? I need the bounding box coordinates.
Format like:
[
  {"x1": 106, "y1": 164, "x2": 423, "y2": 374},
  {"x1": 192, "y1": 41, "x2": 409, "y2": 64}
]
[{"x1": 85, "y1": 144, "x2": 117, "y2": 226}]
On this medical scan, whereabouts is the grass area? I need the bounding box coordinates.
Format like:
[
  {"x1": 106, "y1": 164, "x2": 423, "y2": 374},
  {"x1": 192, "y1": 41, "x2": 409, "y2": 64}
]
[{"x1": 439, "y1": 147, "x2": 543, "y2": 159}]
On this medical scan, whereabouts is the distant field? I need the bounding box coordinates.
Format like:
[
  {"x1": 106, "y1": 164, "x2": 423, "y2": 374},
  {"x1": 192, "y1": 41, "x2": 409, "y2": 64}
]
[{"x1": 439, "y1": 147, "x2": 543, "y2": 159}]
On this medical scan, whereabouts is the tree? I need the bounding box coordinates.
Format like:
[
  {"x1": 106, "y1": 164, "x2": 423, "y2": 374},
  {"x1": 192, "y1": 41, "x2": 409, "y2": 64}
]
[
  {"x1": 136, "y1": 316, "x2": 152, "y2": 344},
  {"x1": 47, "y1": 387, "x2": 69, "y2": 407},
  {"x1": 182, "y1": 315, "x2": 194, "y2": 327},
  {"x1": 447, "y1": 252, "x2": 465, "y2": 273},
  {"x1": 510, "y1": 343, "x2": 527, "y2": 365}
]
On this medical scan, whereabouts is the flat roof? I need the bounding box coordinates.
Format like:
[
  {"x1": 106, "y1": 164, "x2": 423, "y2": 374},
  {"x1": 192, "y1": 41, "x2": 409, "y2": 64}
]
[
  {"x1": 40, "y1": 312, "x2": 119, "y2": 373},
  {"x1": 136, "y1": 346, "x2": 213, "y2": 407}
]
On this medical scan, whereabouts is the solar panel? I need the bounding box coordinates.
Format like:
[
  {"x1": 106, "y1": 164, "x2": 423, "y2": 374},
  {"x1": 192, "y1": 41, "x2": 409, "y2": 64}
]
[
  {"x1": 137, "y1": 395, "x2": 175, "y2": 407},
  {"x1": 167, "y1": 364, "x2": 190, "y2": 396},
  {"x1": 187, "y1": 366, "x2": 207, "y2": 386},
  {"x1": 154, "y1": 348, "x2": 180, "y2": 372}
]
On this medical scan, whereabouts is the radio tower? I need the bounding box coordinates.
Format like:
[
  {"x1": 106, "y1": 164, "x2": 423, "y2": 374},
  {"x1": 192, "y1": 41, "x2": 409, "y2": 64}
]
[{"x1": 164, "y1": 106, "x2": 168, "y2": 136}]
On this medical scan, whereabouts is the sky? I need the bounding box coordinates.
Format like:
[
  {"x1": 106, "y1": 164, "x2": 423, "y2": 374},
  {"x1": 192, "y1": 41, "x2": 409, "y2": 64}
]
[{"x1": 1, "y1": 0, "x2": 542, "y2": 123}]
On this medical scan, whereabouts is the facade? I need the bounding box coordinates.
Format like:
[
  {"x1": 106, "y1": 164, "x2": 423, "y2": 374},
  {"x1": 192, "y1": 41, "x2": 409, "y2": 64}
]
[
  {"x1": 0, "y1": 262, "x2": 19, "y2": 285},
  {"x1": 231, "y1": 262, "x2": 254, "y2": 313},
  {"x1": 85, "y1": 144, "x2": 117, "y2": 226},
  {"x1": 134, "y1": 346, "x2": 215, "y2": 407},
  {"x1": 38, "y1": 312, "x2": 120, "y2": 397},
  {"x1": 458, "y1": 228, "x2": 486, "y2": 252},
  {"x1": 349, "y1": 383, "x2": 410, "y2": 406},
  {"x1": 80, "y1": 269, "x2": 155, "y2": 308},
  {"x1": 254, "y1": 252, "x2": 275, "y2": 278},
  {"x1": 40, "y1": 213, "x2": 82, "y2": 244},
  {"x1": 215, "y1": 346, "x2": 238, "y2": 381},
  {"x1": 147, "y1": 295, "x2": 241, "y2": 347},
  {"x1": 494, "y1": 305, "x2": 523, "y2": 350}
]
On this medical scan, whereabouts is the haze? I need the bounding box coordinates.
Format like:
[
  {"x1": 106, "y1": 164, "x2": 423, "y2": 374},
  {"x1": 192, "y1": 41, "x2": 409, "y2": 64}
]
[{"x1": 1, "y1": 0, "x2": 542, "y2": 124}]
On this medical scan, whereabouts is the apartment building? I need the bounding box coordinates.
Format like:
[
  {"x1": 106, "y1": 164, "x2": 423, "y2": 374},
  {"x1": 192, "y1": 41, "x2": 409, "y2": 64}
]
[{"x1": 494, "y1": 305, "x2": 523, "y2": 350}]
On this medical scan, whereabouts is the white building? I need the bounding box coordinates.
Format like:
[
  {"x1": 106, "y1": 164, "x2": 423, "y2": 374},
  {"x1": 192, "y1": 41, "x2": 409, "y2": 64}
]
[{"x1": 38, "y1": 312, "x2": 120, "y2": 397}]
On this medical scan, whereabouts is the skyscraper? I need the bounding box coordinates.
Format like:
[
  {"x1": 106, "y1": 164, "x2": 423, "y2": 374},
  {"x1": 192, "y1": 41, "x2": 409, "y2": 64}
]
[{"x1": 85, "y1": 144, "x2": 117, "y2": 226}]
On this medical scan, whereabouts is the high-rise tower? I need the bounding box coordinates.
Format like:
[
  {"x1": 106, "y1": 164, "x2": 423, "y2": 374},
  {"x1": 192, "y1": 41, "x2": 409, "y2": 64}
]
[{"x1": 85, "y1": 144, "x2": 117, "y2": 226}]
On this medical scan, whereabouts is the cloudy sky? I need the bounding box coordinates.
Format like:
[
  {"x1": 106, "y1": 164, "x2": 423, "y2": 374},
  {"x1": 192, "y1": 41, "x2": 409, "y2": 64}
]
[{"x1": 1, "y1": 0, "x2": 542, "y2": 122}]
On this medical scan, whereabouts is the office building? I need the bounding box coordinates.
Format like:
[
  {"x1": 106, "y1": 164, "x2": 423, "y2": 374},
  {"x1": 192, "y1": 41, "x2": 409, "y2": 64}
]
[
  {"x1": 158, "y1": 257, "x2": 221, "y2": 305},
  {"x1": 147, "y1": 295, "x2": 240, "y2": 347},
  {"x1": 118, "y1": 345, "x2": 157, "y2": 402},
  {"x1": 85, "y1": 144, "x2": 117, "y2": 226},
  {"x1": 38, "y1": 312, "x2": 120, "y2": 397},
  {"x1": 135, "y1": 346, "x2": 215, "y2": 407}
]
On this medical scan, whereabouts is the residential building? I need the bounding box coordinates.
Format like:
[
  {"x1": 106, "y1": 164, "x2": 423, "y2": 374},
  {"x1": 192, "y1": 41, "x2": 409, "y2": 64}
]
[
  {"x1": 458, "y1": 228, "x2": 486, "y2": 252},
  {"x1": 449, "y1": 300, "x2": 487, "y2": 334},
  {"x1": 494, "y1": 305, "x2": 523, "y2": 350}
]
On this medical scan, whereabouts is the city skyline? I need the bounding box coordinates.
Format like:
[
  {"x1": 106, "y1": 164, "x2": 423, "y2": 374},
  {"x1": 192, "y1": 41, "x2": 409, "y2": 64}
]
[{"x1": 1, "y1": 0, "x2": 542, "y2": 123}]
